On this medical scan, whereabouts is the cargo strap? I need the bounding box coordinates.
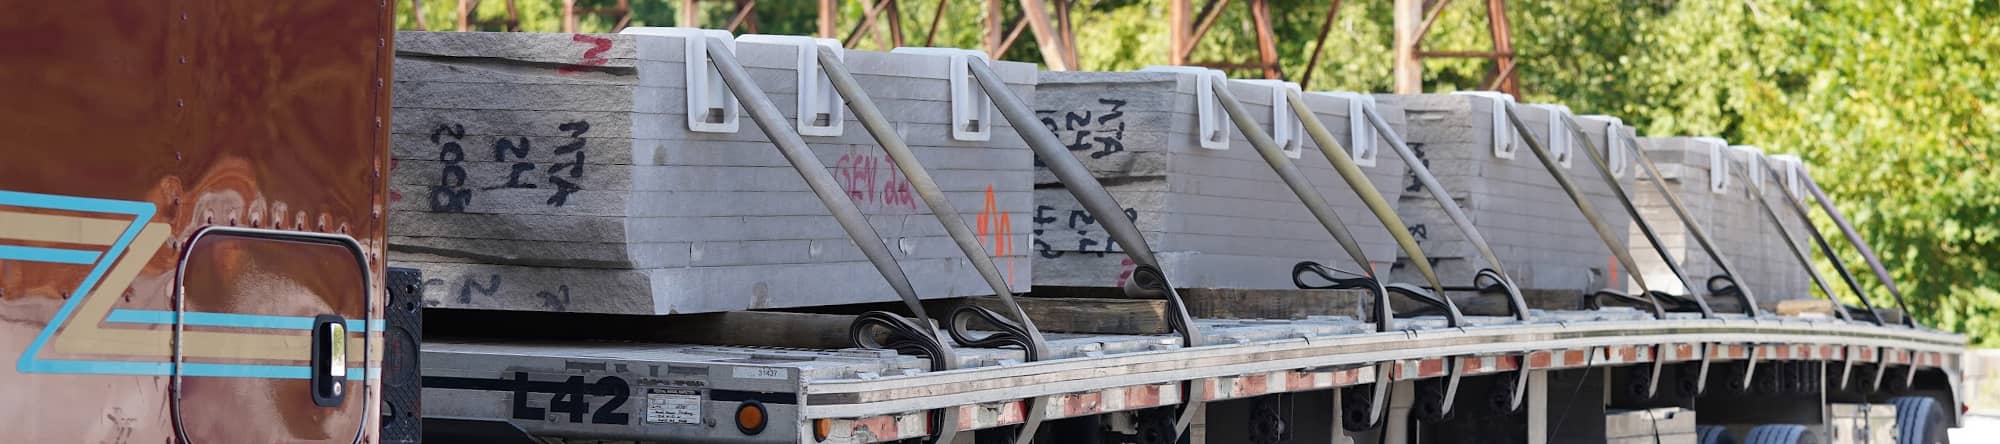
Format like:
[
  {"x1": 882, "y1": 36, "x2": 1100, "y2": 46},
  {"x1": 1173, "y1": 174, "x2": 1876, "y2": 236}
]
[
  {"x1": 695, "y1": 36, "x2": 964, "y2": 443},
  {"x1": 815, "y1": 46, "x2": 1055, "y2": 442},
  {"x1": 1209, "y1": 82, "x2": 1464, "y2": 329},
  {"x1": 1500, "y1": 104, "x2": 1665, "y2": 319},
  {"x1": 1556, "y1": 115, "x2": 1716, "y2": 318},
  {"x1": 1358, "y1": 99, "x2": 1534, "y2": 323},
  {"x1": 1759, "y1": 162, "x2": 1886, "y2": 324},
  {"x1": 1210, "y1": 83, "x2": 1380, "y2": 290},
  {"x1": 964, "y1": 58, "x2": 1210, "y2": 439},
  {"x1": 1624, "y1": 134, "x2": 1763, "y2": 317},
  {"x1": 1735, "y1": 163, "x2": 1863, "y2": 322},
  {"x1": 1282, "y1": 90, "x2": 1511, "y2": 329},
  {"x1": 814, "y1": 46, "x2": 1051, "y2": 360},
  {"x1": 1799, "y1": 171, "x2": 1920, "y2": 328}
]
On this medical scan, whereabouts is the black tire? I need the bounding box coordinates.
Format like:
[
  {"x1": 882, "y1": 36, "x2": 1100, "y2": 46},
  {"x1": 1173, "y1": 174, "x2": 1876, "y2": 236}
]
[
  {"x1": 1893, "y1": 396, "x2": 1951, "y2": 444},
  {"x1": 1743, "y1": 424, "x2": 1819, "y2": 444},
  {"x1": 1697, "y1": 425, "x2": 1737, "y2": 444}
]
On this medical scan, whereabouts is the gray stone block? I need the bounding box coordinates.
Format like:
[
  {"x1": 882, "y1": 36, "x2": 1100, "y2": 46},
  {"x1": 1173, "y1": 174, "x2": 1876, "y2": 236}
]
[
  {"x1": 1374, "y1": 94, "x2": 1629, "y2": 292},
  {"x1": 388, "y1": 31, "x2": 1039, "y2": 314},
  {"x1": 1028, "y1": 72, "x2": 1409, "y2": 289}
]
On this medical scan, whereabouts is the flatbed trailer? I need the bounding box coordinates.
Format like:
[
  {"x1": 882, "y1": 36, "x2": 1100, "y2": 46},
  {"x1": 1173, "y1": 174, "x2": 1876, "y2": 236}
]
[
  {"x1": 404, "y1": 28, "x2": 1966, "y2": 444},
  {"x1": 421, "y1": 306, "x2": 1962, "y2": 443}
]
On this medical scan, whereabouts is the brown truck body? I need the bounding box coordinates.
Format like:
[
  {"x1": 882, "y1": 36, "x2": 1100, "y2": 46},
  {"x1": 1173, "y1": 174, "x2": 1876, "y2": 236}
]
[{"x1": 0, "y1": 0, "x2": 392, "y2": 442}]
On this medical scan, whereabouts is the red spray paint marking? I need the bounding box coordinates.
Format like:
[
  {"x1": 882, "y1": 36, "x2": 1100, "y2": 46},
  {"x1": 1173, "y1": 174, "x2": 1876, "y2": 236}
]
[
  {"x1": 1113, "y1": 257, "x2": 1137, "y2": 287},
  {"x1": 831, "y1": 148, "x2": 919, "y2": 212},
  {"x1": 558, "y1": 34, "x2": 614, "y2": 74}
]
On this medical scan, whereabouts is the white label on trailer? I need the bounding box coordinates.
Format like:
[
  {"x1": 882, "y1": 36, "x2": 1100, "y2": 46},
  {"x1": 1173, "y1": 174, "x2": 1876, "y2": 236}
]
[
  {"x1": 732, "y1": 366, "x2": 788, "y2": 380},
  {"x1": 646, "y1": 389, "x2": 702, "y2": 425}
]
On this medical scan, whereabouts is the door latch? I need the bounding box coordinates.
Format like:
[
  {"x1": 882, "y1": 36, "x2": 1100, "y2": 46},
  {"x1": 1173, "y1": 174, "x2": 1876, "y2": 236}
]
[{"x1": 312, "y1": 314, "x2": 348, "y2": 407}]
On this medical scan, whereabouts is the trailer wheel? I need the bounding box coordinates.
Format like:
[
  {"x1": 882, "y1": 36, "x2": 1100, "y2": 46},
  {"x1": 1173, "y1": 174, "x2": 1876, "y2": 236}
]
[
  {"x1": 1412, "y1": 378, "x2": 1454, "y2": 423},
  {"x1": 1696, "y1": 425, "x2": 1737, "y2": 444},
  {"x1": 1341, "y1": 385, "x2": 1377, "y2": 432},
  {"x1": 1892, "y1": 396, "x2": 1950, "y2": 444},
  {"x1": 1743, "y1": 424, "x2": 1819, "y2": 444},
  {"x1": 1676, "y1": 363, "x2": 1703, "y2": 398}
]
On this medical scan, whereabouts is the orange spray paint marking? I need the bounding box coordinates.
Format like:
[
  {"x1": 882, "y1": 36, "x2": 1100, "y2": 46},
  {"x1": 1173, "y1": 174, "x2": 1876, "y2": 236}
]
[
  {"x1": 978, "y1": 185, "x2": 1016, "y2": 288},
  {"x1": 1607, "y1": 256, "x2": 1620, "y2": 289}
]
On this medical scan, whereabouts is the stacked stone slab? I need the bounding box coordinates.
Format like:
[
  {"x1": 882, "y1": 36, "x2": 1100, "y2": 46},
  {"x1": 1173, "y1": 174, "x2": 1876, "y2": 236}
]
[
  {"x1": 1378, "y1": 94, "x2": 1634, "y2": 293},
  {"x1": 1568, "y1": 115, "x2": 1643, "y2": 292},
  {"x1": 1627, "y1": 137, "x2": 1728, "y2": 297},
  {"x1": 387, "y1": 31, "x2": 1038, "y2": 314},
  {"x1": 1715, "y1": 146, "x2": 1811, "y2": 303},
  {"x1": 1028, "y1": 70, "x2": 1410, "y2": 289}
]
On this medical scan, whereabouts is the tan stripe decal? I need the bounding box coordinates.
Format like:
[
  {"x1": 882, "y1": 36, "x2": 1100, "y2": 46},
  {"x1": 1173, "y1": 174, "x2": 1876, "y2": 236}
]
[
  {"x1": 49, "y1": 223, "x2": 368, "y2": 362},
  {"x1": 0, "y1": 211, "x2": 130, "y2": 246}
]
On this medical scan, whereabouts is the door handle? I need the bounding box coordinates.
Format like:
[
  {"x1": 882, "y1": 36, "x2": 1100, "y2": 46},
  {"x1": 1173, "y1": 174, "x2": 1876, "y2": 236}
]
[{"x1": 312, "y1": 314, "x2": 348, "y2": 407}]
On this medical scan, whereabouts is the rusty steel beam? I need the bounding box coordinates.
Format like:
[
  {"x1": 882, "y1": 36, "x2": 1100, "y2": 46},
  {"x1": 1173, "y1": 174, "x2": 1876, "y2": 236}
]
[
  {"x1": 1485, "y1": 0, "x2": 1519, "y2": 95},
  {"x1": 924, "y1": 0, "x2": 948, "y2": 46},
  {"x1": 1483, "y1": 59, "x2": 1518, "y2": 91},
  {"x1": 1299, "y1": 0, "x2": 1342, "y2": 88},
  {"x1": 726, "y1": 0, "x2": 759, "y2": 32},
  {"x1": 986, "y1": 0, "x2": 1005, "y2": 56},
  {"x1": 1016, "y1": 0, "x2": 1076, "y2": 71},
  {"x1": 1169, "y1": 0, "x2": 1191, "y2": 65},
  {"x1": 1178, "y1": 0, "x2": 1232, "y2": 62},
  {"x1": 1250, "y1": 0, "x2": 1281, "y2": 79},
  {"x1": 564, "y1": 0, "x2": 579, "y2": 32},
  {"x1": 1393, "y1": 0, "x2": 1421, "y2": 92},
  {"x1": 886, "y1": 0, "x2": 906, "y2": 47},
  {"x1": 820, "y1": 0, "x2": 837, "y2": 38},
  {"x1": 460, "y1": 0, "x2": 520, "y2": 31},
  {"x1": 1414, "y1": 0, "x2": 1451, "y2": 41},
  {"x1": 844, "y1": 0, "x2": 896, "y2": 47},
  {"x1": 996, "y1": 12, "x2": 1030, "y2": 56},
  {"x1": 1057, "y1": 0, "x2": 1078, "y2": 69}
]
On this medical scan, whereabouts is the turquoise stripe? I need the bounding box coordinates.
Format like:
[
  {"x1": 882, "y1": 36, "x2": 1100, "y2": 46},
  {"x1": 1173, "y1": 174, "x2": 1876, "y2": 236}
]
[
  {"x1": 180, "y1": 363, "x2": 311, "y2": 379},
  {"x1": 178, "y1": 364, "x2": 370, "y2": 381},
  {"x1": 4, "y1": 359, "x2": 365, "y2": 381},
  {"x1": 0, "y1": 244, "x2": 101, "y2": 264},
  {"x1": 29, "y1": 360, "x2": 174, "y2": 376},
  {"x1": 106, "y1": 309, "x2": 380, "y2": 332},
  {"x1": 5, "y1": 190, "x2": 376, "y2": 382},
  {"x1": 8, "y1": 190, "x2": 156, "y2": 375}
]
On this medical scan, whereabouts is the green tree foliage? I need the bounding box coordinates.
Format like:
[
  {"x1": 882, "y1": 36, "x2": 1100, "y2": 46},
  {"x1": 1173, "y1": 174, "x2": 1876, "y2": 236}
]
[{"x1": 392, "y1": 0, "x2": 2000, "y2": 342}]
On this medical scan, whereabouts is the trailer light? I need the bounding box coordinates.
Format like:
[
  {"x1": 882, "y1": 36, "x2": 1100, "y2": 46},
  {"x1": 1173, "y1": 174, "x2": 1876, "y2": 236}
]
[
  {"x1": 735, "y1": 401, "x2": 767, "y2": 435},
  {"x1": 814, "y1": 418, "x2": 832, "y2": 442}
]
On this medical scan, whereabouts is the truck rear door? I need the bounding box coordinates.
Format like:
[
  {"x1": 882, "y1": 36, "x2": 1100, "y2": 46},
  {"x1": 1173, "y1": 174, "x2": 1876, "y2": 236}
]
[{"x1": 171, "y1": 228, "x2": 373, "y2": 443}]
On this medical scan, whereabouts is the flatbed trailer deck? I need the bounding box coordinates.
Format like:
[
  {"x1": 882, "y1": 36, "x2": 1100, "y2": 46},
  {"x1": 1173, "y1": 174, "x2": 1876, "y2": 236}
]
[{"x1": 422, "y1": 309, "x2": 1962, "y2": 443}]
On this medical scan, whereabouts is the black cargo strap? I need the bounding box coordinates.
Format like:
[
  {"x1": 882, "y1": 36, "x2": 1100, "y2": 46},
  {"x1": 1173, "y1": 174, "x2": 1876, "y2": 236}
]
[
  {"x1": 813, "y1": 46, "x2": 1050, "y2": 362},
  {"x1": 1800, "y1": 173, "x2": 1918, "y2": 328},
  {"x1": 691, "y1": 37, "x2": 963, "y2": 444},
  {"x1": 1733, "y1": 163, "x2": 1859, "y2": 322},
  {"x1": 964, "y1": 59, "x2": 1208, "y2": 438},
  {"x1": 1624, "y1": 134, "x2": 1762, "y2": 317},
  {"x1": 1557, "y1": 115, "x2": 1716, "y2": 318},
  {"x1": 1293, "y1": 261, "x2": 1464, "y2": 326},
  {"x1": 1501, "y1": 103, "x2": 1664, "y2": 319},
  {"x1": 1359, "y1": 100, "x2": 1530, "y2": 322}
]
